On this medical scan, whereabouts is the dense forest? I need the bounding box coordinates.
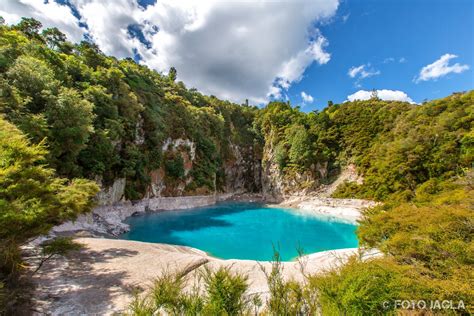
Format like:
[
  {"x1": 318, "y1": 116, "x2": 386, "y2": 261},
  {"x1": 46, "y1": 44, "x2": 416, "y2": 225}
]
[{"x1": 0, "y1": 18, "x2": 472, "y2": 314}]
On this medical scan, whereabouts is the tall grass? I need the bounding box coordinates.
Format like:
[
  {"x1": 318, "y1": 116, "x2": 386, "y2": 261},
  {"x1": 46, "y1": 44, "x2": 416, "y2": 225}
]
[{"x1": 128, "y1": 266, "x2": 253, "y2": 315}]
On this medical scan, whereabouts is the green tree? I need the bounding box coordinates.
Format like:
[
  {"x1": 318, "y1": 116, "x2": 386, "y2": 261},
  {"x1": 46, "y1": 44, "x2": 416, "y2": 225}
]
[
  {"x1": 0, "y1": 117, "x2": 98, "y2": 310},
  {"x1": 45, "y1": 87, "x2": 95, "y2": 176},
  {"x1": 168, "y1": 66, "x2": 177, "y2": 82},
  {"x1": 42, "y1": 27, "x2": 67, "y2": 50},
  {"x1": 6, "y1": 55, "x2": 58, "y2": 113},
  {"x1": 14, "y1": 17, "x2": 42, "y2": 38}
]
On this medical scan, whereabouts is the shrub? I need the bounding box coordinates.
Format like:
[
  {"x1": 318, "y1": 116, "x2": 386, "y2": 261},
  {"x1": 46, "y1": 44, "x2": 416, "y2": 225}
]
[{"x1": 164, "y1": 154, "x2": 185, "y2": 179}]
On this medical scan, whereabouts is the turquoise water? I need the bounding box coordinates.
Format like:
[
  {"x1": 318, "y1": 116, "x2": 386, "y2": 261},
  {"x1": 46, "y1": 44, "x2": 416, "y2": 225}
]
[{"x1": 120, "y1": 202, "x2": 358, "y2": 261}]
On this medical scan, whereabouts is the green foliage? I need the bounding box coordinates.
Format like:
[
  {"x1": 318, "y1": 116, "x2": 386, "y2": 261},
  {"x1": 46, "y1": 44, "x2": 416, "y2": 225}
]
[
  {"x1": 264, "y1": 252, "x2": 311, "y2": 315},
  {"x1": 0, "y1": 20, "x2": 261, "y2": 197},
  {"x1": 13, "y1": 17, "x2": 42, "y2": 39},
  {"x1": 164, "y1": 154, "x2": 185, "y2": 179},
  {"x1": 351, "y1": 92, "x2": 474, "y2": 201},
  {"x1": 128, "y1": 267, "x2": 250, "y2": 316},
  {"x1": 0, "y1": 117, "x2": 98, "y2": 251},
  {"x1": 0, "y1": 117, "x2": 98, "y2": 313},
  {"x1": 316, "y1": 176, "x2": 474, "y2": 315},
  {"x1": 310, "y1": 257, "x2": 419, "y2": 315},
  {"x1": 201, "y1": 266, "x2": 249, "y2": 315},
  {"x1": 46, "y1": 87, "x2": 95, "y2": 176},
  {"x1": 168, "y1": 66, "x2": 177, "y2": 82}
]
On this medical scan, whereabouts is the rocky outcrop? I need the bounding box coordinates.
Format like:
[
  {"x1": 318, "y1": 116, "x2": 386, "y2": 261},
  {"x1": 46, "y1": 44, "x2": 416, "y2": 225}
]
[
  {"x1": 154, "y1": 138, "x2": 198, "y2": 197},
  {"x1": 54, "y1": 193, "x2": 235, "y2": 236},
  {"x1": 223, "y1": 143, "x2": 262, "y2": 194},
  {"x1": 134, "y1": 138, "x2": 262, "y2": 198},
  {"x1": 95, "y1": 178, "x2": 126, "y2": 206},
  {"x1": 261, "y1": 141, "x2": 324, "y2": 202},
  {"x1": 261, "y1": 135, "x2": 364, "y2": 202}
]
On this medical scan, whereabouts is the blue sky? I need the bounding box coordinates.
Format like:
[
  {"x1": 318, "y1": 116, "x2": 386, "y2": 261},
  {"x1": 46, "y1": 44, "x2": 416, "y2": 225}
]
[
  {"x1": 1, "y1": 0, "x2": 472, "y2": 110},
  {"x1": 291, "y1": 0, "x2": 474, "y2": 111}
]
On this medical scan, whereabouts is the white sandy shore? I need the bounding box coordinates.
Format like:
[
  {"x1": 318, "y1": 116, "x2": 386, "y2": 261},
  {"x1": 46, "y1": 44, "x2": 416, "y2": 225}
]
[
  {"x1": 277, "y1": 196, "x2": 378, "y2": 223},
  {"x1": 29, "y1": 237, "x2": 379, "y2": 315}
]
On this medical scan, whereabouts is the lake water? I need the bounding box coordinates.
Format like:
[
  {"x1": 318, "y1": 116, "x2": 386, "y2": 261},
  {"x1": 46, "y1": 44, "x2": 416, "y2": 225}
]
[{"x1": 120, "y1": 202, "x2": 358, "y2": 261}]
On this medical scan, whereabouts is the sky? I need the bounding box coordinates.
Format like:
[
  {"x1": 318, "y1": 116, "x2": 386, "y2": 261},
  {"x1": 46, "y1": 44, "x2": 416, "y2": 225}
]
[{"x1": 1, "y1": 0, "x2": 473, "y2": 111}]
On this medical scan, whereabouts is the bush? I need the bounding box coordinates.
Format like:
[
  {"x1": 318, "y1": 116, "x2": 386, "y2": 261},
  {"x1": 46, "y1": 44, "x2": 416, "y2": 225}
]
[
  {"x1": 164, "y1": 154, "x2": 185, "y2": 179},
  {"x1": 128, "y1": 267, "x2": 251, "y2": 316}
]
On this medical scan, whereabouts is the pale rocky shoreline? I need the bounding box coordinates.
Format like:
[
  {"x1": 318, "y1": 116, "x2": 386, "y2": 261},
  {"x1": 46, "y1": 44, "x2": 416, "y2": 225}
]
[
  {"x1": 29, "y1": 238, "x2": 378, "y2": 315},
  {"x1": 29, "y1": 193, "x2": 379, "y2": 315},
  {"x1": 53, "y1": 192, "x2": 376, "y2": 237}
]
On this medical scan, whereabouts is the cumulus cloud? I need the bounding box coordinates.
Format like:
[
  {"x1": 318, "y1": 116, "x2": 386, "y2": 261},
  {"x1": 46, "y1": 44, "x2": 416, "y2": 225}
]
[
  {"x1": 2, "y1": 0, "x2": 339, "y2": 104},
  {"x1": 415, "y1": 54, "x2": 469, "y2": 83},
  {"x1": 301, "y1": 91, "x2": 314, "y2": 103},
  {"x1": 347, "y1": 89, "x2": 415, "y2": 103},
  {"x1": 71, "y1": 0, "x2": 142, "y2": 58},
  {"x1": 136, "y1": 0, "x2": 339, "y2": 103},
  {"x1": 0, "y1": 0, "x2": 85, "y2": 41}
]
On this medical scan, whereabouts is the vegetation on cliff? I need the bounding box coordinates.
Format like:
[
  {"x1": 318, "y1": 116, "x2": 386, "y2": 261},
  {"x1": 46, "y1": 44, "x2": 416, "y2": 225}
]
[{"x1": 0, "y1": 18, "x2": 261, "y2": 201}]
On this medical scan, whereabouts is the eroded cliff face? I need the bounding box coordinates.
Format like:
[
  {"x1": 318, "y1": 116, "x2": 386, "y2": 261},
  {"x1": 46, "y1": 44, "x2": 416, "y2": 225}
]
[
  {"x1": 95, "y1": 131, "x2": 361, "y2": 206},
  {"x1": 261, "y1": 141, "x2": 333, "y2": 202},
  {"x1": 223, "y1": 144, "x2": 262, "y2": 194},
  {"x1": 96, "y1": 138, "x2": 263, "y2": 205}
]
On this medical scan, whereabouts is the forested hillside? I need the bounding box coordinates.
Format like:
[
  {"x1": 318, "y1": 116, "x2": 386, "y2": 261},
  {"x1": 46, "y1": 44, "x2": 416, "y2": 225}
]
[
  {"x1": 0, "y1": 18, "x2": 473, "y2": 314},
  {"x1": 0, "y1": 18, "x2": 262, "y2": 202}
]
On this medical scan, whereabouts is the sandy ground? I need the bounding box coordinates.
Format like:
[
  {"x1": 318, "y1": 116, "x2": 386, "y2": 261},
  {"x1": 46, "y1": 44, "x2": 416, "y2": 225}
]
[{"x1": 28, "y1": 237, "x2": 371, "y2": 315}]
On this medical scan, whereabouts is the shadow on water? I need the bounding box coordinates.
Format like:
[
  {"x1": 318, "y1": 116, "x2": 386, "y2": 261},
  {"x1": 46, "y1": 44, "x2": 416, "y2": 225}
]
[{"x1": 121, "y1": 202, "x2": 262, "y2": 245}]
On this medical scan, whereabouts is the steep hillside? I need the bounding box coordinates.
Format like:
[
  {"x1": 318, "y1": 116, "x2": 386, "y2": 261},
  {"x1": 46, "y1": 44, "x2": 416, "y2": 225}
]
[
  {"x1": 0, "y1": 19, "x2": 262, "y2": 202},
  {"x1": 1, "y1": 20, "x2": 472, "y2": 205}
]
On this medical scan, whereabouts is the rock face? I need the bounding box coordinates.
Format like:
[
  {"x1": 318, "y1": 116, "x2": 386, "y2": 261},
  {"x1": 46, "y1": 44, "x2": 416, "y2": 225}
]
[
  {"x1": 261, "y1": 142, "x2": 328, "y2": 202},
  {"x1": 124, "y1": 138, "x2": 263, "y2": 198},
  {"x1": 223, "y1": 144, "x2": 262, "y2": 194},
  {"x1": 152, "y1": 138, "x2": 199, "y2": 197},
  {"x1": 54, "y1": 194, "x2": 235, "y2": 236},
  {"x1": 96, "y1": 178, "x2": 126, "y2": 206}
]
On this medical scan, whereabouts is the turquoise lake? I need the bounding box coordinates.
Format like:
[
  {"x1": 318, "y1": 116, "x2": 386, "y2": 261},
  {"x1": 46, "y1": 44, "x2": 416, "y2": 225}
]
[{"x1": 120, "y1": 202, "x2": 358, "y2": 261}]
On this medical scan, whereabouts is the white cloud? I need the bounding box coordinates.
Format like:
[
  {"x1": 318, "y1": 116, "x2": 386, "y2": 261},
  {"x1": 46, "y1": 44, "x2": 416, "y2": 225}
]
[
  {"x1": 341, "y1": 13, "x2": 350, "y2": 23},
  {"x1": 384, "y1": 57, "x2": 406, "y2": 64},
  {"x1": 347, "y1": 63, "x2": 380, "y2": 87},
  {"x1": 415, "y1": 53, "x2": 469, "y2": 83},
  {"x1": 301, "y1": 91, "x2": 314, "y2": 103},
  {"x1": 2, "y1": 0, "x2": 340, "y2": 104},
  {"x1": 136, "y1": 0, "x2": 339, "y2": 104},
  {"x1": 71, "y1": 0, "x2": 142, "y2": 59},
  {"x1": 347, "y1": 89, "x2": 415, "y2": 104},
  {"x1": 17, "y1": 0, "x2": 334, "y2": 104},
  {"x1": 0, "y1": 0, "x2": 85, "y2": 41},
  {"x1": 348, "y1": 63, "x2": 380, "y2": 79}
]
